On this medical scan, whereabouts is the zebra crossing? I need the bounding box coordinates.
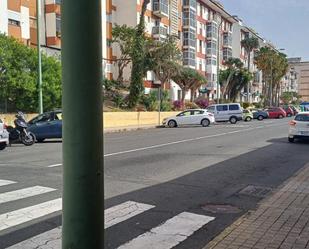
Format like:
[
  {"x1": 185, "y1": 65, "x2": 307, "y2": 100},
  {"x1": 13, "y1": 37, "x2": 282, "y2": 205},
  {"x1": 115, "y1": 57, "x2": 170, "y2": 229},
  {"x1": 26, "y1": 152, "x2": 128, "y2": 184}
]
[{"x1": 0, "y1": 179, "x2": 216, "y2": 249}]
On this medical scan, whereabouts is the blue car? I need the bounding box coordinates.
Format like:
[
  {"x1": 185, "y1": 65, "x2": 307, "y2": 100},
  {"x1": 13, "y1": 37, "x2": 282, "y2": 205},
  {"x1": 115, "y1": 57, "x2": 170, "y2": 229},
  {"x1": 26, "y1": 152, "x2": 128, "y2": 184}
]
[
  {"x1": 27, "y1": 110, "x2": 62, "y2": 142},
  {"x1": 249, "y1": 108, "x2": 269, "y2": 121}
]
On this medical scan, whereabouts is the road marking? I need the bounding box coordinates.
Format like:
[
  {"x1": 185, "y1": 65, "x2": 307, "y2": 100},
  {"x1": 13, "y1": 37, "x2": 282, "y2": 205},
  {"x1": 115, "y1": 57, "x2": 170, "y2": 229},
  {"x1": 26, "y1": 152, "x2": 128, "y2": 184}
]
[
  {"x1": 0, "y1": 179, "x2": 16, "y2": 187},
  {"x1": 0, "y1": 186, "x2": 56, "y2": 205},
  {"x1": 47, "y1": 163, "x2": 62, "y2": 168},
  {"x1": 105, "y1": 201, "x2": 155, "y2": 228},
  {"x1": 5, "y1": 201, "x2": 155, "y2": 248},
  {"x1": 45, "y1": 122, "x2": 287, "y2": 164},
  {"x1": 117, "y1": 212, "x2": 215, "y2": 249},
  {"x1": 0, "y1": 198, "x2": 62, "y2": 231}
]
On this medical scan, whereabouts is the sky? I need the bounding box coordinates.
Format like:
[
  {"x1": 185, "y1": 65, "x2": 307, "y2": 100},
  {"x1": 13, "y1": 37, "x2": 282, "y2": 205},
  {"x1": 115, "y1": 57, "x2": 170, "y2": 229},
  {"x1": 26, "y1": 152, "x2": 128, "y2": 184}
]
[{"x1": 219, "y1": 0, "x2": 309, "y2": 61}]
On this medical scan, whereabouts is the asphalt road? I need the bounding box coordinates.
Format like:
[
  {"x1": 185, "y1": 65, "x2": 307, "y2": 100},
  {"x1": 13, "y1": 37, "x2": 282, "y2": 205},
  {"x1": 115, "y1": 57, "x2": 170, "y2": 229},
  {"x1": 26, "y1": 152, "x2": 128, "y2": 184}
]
[{"x1": 0, "y1": 118, "x2": 308, "y2": 249}]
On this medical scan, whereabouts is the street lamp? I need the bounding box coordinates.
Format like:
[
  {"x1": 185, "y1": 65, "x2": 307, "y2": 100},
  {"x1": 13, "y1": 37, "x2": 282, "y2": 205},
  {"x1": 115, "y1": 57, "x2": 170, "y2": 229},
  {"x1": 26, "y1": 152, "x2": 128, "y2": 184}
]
[{"x1": 36, "y1": 0, "x2": 43, "y2": 114}]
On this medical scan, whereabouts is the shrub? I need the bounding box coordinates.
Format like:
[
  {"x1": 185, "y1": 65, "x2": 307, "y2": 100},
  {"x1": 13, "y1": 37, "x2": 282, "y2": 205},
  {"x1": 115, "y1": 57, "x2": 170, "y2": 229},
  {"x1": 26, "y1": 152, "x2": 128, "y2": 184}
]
[
  {"x1": 195, "y1": 99, "x2": 209, "y2": 109},
  {"x1": 161, "y1": 101, "x2": 172, "y2": 111},
  {"x1": 112, "y1": 93, "x2": 124, "y2": 108},
  {"x1": 242, "y1": 102, "x2": 250, "y2": 109},
  {"x1": 141, "y1": 91, "x2": 158, "y2": 111},
  {"x1": 185, "y1": 101, "x2": 199, "y2": 109},
  {"x1": 173, "y1": 100, "x2": 183, "y2": 110}
]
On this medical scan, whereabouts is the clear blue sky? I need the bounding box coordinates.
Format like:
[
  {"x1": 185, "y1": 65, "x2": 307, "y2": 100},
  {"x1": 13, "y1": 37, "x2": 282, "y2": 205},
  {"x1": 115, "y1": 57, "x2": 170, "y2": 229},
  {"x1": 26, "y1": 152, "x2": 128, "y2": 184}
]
[{"x1": 219, "y1": 0, "x2": 309, "y2": 61}]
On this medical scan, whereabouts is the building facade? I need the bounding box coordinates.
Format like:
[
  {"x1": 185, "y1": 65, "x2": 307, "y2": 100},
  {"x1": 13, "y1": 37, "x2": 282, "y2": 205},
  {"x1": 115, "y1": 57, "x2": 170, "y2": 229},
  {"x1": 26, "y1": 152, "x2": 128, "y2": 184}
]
[{"x1": 1, "y1": 0, "x2": 281, "y2": 103}]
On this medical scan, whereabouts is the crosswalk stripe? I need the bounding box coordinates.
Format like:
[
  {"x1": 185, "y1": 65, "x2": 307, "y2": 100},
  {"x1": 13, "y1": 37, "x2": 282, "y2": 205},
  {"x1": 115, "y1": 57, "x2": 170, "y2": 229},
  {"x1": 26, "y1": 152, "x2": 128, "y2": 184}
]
[
  {"x1": 117, "y1": 212, "x2": 215, "y2": 249},
  {"x1": 0, "y1": 198, "x2": 62, "y2": 232},
  {"x1": 0, "y1": 186, "x2": 56, "y2": 205},
  {"x1": 105, "y1": 201, "x2": 155, "y2": 228},
  {"x1": 0, "y1": 179, "x2": 16, "y2": 187},
  {"x1": 5, "y1": 201, "x2": 155, "y2": 248}
]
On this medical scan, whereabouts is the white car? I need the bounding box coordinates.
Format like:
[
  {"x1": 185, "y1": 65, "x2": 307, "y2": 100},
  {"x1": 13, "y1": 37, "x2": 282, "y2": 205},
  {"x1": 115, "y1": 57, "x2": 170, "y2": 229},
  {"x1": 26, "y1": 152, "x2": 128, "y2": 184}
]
[
  {"x1": 162, "y1": 109, "x2": 215, "y2": 128},
  {"x1": 0, "y1": 119, "x2": 9, "y2": 150},
  {"x1": 288, "y1": 112, "x2": 309, "y2": 143}
]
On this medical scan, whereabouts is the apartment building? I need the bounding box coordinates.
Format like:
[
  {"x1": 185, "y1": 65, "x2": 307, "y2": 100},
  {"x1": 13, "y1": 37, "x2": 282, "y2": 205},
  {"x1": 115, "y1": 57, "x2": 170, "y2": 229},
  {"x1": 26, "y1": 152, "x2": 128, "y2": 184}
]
[
  {"x1": 1, "y1": 0, "x2": 280, "y2": 103},
  {"x1": 287, "y1": 58, "x2": 309, "y2": 102},
  {"x1": 0, "y1": 0, "x2": 32, "y2": 45}
]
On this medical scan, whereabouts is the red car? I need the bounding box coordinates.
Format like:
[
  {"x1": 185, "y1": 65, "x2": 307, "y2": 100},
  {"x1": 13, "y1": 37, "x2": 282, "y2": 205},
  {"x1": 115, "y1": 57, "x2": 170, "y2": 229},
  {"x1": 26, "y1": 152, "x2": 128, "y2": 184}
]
[
  {"x1": 265, "y1": 107, "x2": 287, "y2": 119},
  {"x1": 282, "y1": 106, "x2": 294, "y2": 117}
]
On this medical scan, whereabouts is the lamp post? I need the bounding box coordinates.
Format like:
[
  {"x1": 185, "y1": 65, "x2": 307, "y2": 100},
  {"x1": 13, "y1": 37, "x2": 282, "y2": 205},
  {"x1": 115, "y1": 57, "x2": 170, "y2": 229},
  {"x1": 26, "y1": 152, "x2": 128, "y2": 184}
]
[{"x1": 36, "y1": 0, "x2": 43, "y2": 114}]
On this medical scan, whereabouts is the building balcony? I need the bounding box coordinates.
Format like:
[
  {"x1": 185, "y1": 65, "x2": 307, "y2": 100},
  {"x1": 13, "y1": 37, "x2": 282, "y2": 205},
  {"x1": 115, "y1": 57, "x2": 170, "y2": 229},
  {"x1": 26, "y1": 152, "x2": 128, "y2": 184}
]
[
  {"x1": 152, "y1": 26, "x2": 168, "y2": 40},
  {"x1": 223, "y1": 32, "x2": 232, "y2": 48},
  {"x1": 153, "y1": 0, "x2": 169, "y2": 18}
]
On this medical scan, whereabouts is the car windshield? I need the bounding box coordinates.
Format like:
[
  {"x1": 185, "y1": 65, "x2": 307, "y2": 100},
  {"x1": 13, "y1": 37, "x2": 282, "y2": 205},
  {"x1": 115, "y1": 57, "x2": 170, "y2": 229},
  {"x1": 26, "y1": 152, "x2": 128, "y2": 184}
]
[
  {"x1": 29, "y1": 113, "x2": 52, "y2": 124},
  {"x1": 295, "y1": 114, "x2": 309, "y2": 122}
]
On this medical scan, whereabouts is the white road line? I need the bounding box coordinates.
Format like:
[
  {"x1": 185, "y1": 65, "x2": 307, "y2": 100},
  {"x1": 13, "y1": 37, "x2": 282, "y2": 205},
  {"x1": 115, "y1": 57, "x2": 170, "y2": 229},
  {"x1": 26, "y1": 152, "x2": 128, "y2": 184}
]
[
  {"x1": 0, "y1": 198, "x2": 62, "y2": 231},
  {"x1": 0, "y1": 179, "x2": 16, "y2": 187},
  {"x1": 6, "y1": 227, "x2": 61, "y2": 249},
  {"x1": 46, "y1": 122, "x2": 286, "y2": 164},
  {"x1": 105, "y1": 201, "x2": 155, "y2": 228},
  {"x1": 5, "y1": 201, "x2": 155, "y2": 248},
  {"x1": 0, "y1": 186, "x2": 56, "y2": 205},
  {"x1": 117, "y1": 212, "x2": 215, "y2": 249},
  {"x1": 47, "y1": 164, "x2": 62, "y2": 168}
]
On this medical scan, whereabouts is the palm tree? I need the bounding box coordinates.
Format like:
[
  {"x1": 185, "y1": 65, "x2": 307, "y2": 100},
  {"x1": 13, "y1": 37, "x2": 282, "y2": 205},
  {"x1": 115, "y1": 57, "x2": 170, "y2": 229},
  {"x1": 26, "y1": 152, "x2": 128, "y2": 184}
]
[{"x1": 241, "y1": 37, "x2": 259, "y2": 102}]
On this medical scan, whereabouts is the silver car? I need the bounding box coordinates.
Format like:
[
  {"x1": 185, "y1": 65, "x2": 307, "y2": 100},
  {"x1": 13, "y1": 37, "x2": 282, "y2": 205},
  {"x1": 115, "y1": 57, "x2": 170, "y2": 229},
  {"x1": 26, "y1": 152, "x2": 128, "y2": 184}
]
[{"x1": 0, "y1": 119, "x2": 9, "y2": 150}]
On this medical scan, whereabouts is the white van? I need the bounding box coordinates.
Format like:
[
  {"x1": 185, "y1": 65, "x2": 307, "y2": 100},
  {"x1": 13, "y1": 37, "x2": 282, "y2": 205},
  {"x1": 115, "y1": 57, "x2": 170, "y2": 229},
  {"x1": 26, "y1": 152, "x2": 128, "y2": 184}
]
[{"x1": 206, "y1": 103, "x2": 243, "y2": 124}]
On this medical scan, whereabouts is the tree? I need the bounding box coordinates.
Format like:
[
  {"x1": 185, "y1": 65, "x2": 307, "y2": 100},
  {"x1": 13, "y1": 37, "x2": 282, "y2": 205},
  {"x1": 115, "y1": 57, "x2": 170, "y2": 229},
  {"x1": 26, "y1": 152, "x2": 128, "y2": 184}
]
[
  {"x1": 112, "y1": 25, "x2": 136, "y2": 83},
  {"x1": 128, "y1": 0, "x2": 150, "y2": 108},
  {"x1": 255, "y1": 47, "x2": 288, "y2": 106},
  {"x1": 148, "y1": 36, "x2": 182, "y2": 89},
  {"x1": 220, "y1": 58, "x2": 244, "y2": 98},
  {"x1": 172, "y1": 67, "x2": 206, "y2": 104},
  {"x1": 0, "y1": 34, "x2": 61, "y2": 112},
  {"x1": 241, "y1": 37, "x2": 259, "y2": 101}
]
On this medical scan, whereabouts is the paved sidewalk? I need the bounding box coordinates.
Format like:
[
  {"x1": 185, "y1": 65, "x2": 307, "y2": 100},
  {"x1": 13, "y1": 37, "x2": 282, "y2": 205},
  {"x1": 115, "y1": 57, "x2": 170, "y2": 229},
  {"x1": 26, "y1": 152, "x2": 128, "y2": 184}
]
[
  {"x1": 204, "y1": 163, "x2": 309, "y2": 249},
  {"x1": 104, "y1": 124, "x2": 159, "y2": 133}
]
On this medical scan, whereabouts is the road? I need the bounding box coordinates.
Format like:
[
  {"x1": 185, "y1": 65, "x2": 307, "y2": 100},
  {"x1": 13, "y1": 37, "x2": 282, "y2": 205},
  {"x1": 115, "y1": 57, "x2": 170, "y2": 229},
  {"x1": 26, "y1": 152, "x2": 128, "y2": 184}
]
[{"x1": 0, "y1": 118, "x2": 308, "y2": 249}]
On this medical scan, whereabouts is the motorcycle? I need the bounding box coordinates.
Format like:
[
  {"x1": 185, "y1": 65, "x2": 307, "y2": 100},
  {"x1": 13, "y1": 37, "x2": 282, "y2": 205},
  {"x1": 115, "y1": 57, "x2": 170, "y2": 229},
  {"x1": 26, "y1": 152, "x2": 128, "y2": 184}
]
[{"x1": 7, "y1": 112, "x2": 36, "y2": 146}]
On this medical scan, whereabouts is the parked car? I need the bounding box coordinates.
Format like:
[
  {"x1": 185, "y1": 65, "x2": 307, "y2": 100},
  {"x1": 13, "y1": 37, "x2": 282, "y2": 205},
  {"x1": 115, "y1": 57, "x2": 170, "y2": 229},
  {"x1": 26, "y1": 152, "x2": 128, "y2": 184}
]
[
  {"x1": 288, "y1": 112, "x2": 309, "y2": 142},
  {"x1": 282, "y1": 106, "x2": 294, "y2": 117},
  {"x1": 243, "y1": 109, "x2": 253, "y2": 122},
  {"x1": 162, "y1": 109, "x2": 215, "y2": 128},
  {"x1": 206, "y1": 103, "x2": 242, "y2": 124},
  {"x1": 27, "y1": 110, "x2": 62, "y2": 142},
  {"x1": 248, "y1": 108, "x2": 269, "y2": 121},
  {"x1": 265, "y1": 107, "x2": 287, "y2": 119},
  {"x1": 0, "y1": 119, "x2": 9, "y2": 150},
  {"x1": 289, "y1": 105, "x2": 299, "y2": 116}
]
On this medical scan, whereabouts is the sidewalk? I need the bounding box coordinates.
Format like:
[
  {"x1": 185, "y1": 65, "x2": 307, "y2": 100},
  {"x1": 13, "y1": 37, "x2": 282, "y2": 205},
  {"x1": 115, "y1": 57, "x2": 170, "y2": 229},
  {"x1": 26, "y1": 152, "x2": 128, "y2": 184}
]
[
  {"x1": 104, "y1": 124, "x2": 160, "y2": 133},
  {"x1": 204, "y1": 163, "x2": 309, "y2": 249}
]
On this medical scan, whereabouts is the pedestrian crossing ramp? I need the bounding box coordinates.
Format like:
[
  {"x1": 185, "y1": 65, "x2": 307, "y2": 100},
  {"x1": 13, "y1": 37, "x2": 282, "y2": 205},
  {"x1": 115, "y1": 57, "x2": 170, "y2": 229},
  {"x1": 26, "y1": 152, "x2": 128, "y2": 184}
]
[{"x1": 0, "y1": 179, "x2": 215, "y2": 249}]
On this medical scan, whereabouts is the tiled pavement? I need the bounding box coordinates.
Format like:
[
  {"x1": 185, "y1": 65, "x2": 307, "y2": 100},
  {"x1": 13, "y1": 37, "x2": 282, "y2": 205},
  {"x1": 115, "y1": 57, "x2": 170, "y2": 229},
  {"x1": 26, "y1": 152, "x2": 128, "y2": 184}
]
[{"x1": 204, "y1": 163, "x2": 309, "y2": 249}]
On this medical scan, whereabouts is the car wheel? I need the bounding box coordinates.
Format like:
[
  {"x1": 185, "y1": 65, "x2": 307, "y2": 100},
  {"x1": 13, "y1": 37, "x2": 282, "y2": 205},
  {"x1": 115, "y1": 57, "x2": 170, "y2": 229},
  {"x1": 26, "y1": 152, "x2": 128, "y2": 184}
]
[
  {"x1": 168, "y1": 120, "x2": 177, "y2": 128},
  {"x1": 246, "y1": 117, "x2": 252, "y2": 122},
  {"x1": 287, "y1": 113, "x2": 292, "y2": 117},
  {"x1": 0, "y1": 143, "x2": 6, "y2": 150},
  {"x1": 37, "y1": 138, "x2": 45, "y2": 143},
  {"x1": 257, "y1": 115, "x2": 264, "y2": 121},
  {"x1": 229, "y1": 116, "x2": 237, "y2": 124},
  {"x1": 201, "y1": 119, "x2": 210, "y2": 127},
  {"x1": 278, "y1": 114, "x2": 283, "y2": 119},
  {"x1": 288, "y1": 137, "x2": 295, "y2": 143}
]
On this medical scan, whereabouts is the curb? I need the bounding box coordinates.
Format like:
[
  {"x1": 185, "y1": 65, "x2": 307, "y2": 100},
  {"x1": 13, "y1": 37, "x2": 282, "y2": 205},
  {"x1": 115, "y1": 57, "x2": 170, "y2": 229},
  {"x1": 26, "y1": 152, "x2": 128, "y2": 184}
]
[{"x1": 103, "y1": 125, "x2": 163, "y2": 134}]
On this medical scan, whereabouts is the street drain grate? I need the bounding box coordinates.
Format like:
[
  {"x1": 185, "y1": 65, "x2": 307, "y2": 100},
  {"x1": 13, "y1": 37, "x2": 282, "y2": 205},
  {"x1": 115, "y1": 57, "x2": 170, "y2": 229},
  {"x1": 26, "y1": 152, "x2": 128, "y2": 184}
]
[
  {"x1": 201, "y1": 204, "x2": 242, "y2": 214},
  {"x1": 238, "y1": 185, "x2": 272, "y2": 198}
]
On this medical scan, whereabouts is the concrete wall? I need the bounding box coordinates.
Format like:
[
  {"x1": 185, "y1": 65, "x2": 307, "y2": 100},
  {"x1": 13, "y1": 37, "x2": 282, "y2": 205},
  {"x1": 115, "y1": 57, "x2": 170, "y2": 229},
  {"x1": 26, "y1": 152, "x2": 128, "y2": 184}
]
[{"x1": 1, "y1": 112, "x2": 180, "y2": 128}]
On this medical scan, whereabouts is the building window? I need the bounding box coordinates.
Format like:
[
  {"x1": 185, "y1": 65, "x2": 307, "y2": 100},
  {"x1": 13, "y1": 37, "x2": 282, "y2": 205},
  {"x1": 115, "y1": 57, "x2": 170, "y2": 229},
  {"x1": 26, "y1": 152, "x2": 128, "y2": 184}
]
[
  {"x1": 183, "y1": 48, "x2": 196, "y2": 67},
  {"x1": 206, "y1": 22, "x2": 218, "y2": 39},
  {"x1": 206, "y1": 41, "x2": 217, "y2": 56},
  {"x1": 223, "y1": 47, "x2": 232, "y2": 61},
  {"x1": 8, "y1": 19, "x2": 20, "y2": 27},
  {"x1": 56, "y1": 14, "x2": 61, "y2": 37}
]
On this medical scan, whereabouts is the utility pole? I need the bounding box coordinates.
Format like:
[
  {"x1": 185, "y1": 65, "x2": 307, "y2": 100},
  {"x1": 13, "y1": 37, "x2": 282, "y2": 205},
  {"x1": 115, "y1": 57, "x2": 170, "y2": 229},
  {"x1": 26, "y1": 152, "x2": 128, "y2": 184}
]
[
  {"x1": 36, "y1": 0, "x2": 43, "y2": 114},
  {"x1": 270, "y1": 59, "x2": 273, "y2": 107},
  {"x1": 61, "y1": 0, "x2": 104, "y2": 248},
  {"x1": 216, "y1": 19, "x2": 222, "y2": 104}
]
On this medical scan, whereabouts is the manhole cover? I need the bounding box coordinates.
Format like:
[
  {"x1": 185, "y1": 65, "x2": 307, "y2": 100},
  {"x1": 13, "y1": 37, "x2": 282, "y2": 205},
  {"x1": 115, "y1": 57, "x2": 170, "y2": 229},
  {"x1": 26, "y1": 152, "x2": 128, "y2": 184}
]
[
  {"x1": 238, "y1": 185, "x2": 272, "y2": 198},
  {"x1": 201, "y1": 204, "x2": 242, "y2": 214}
]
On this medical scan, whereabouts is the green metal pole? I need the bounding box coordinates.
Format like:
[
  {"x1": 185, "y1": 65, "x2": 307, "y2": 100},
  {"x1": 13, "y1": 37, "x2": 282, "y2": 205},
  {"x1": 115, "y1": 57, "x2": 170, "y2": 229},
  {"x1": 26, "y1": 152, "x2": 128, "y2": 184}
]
[
  {"x1": 36, "y1": 0, "x2": 43, "y2": 114},
  {"x1": 217, "y1": 20, "x2": 222, "y2": 104},
  {"x1": 61, "y1": 0, "x2": 104, "y2": 248}
]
